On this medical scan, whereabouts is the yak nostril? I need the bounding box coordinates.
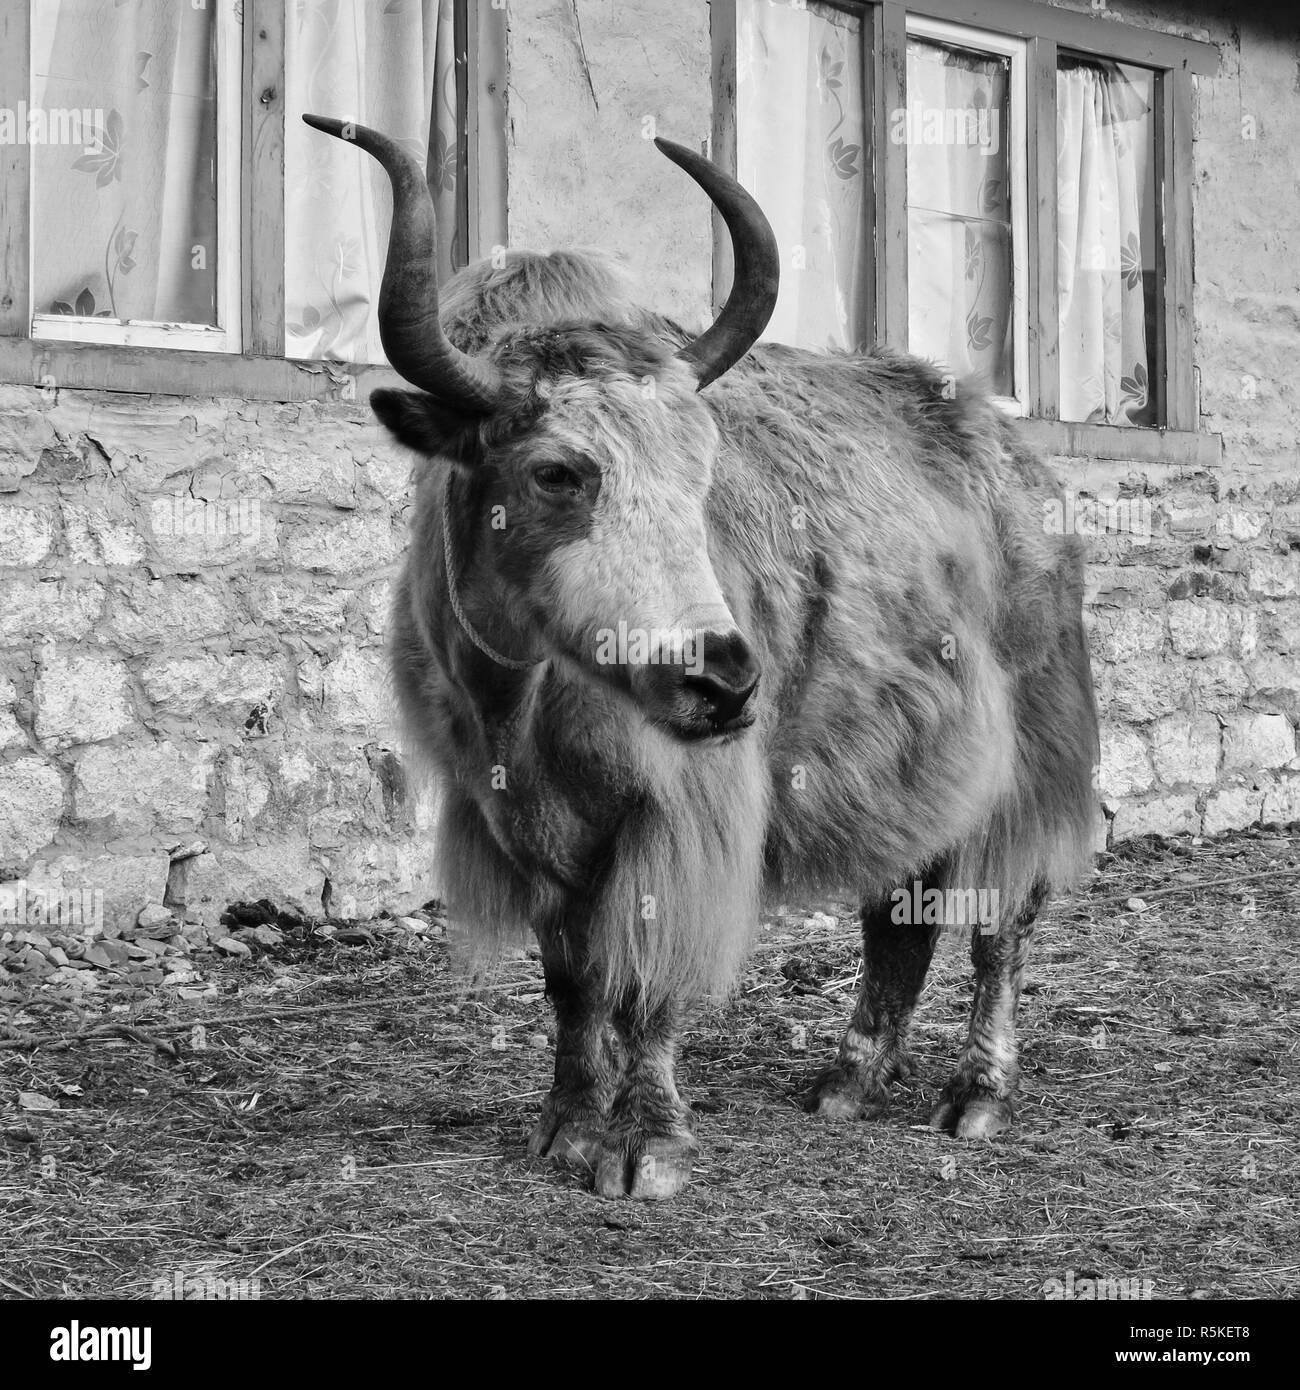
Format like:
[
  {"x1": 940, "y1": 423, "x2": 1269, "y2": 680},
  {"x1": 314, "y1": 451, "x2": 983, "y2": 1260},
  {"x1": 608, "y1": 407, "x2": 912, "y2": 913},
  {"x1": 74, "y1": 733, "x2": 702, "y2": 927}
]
[
  {"x1": 684, "y1": 670, "x2": 758, "y2": 723},
  {"x1": 685, "y1": 630, "x2": 760, "y2": 724}
]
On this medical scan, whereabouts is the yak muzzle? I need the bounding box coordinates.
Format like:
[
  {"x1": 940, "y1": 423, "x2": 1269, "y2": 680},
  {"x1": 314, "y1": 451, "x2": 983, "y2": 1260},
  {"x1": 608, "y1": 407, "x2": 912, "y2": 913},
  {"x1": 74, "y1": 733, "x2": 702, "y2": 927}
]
[{"x1": 644, "y1": 629, "x2": 760, "y2": 741}]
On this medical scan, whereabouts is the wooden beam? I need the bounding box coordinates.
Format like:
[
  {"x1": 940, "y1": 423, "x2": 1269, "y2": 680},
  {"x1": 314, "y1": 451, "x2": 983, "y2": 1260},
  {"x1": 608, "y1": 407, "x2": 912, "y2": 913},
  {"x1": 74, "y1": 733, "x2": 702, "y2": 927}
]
[
  {"x1": 1026, "y1": 35, "x2": 1058, "y2": 420},
  {"x1": 0, "y1": 337, "x2": 404, "y2": 403},
  {"x1": 468, "y1": 0, "x2": 509, "y2": 260},
  {"x1": 1163, "y1": 67, "x2": 1196, "y2": 432},
  {"x1": 0, "y1": 0, "x2": 31, "y2": 338},
  {"x1": 709, "y1": 0, "x2": 738, "y2": 320},
  {"x1": 448, "y1": 0, "x2": 470, "y2": 271},
  {"x1": 1016, "y1": 416, "x2": 1221, "y2": 469},
  {"x1": 818, "y1": 0, "x2": 1219, "y2": 74},
  {"x1": 856, "y1": 0, "x2": 878, "y2": 342},
  {"x1": 243, "y1": 0, "x2": 285, "y2": 357},
  {"x1": 872, "y1": 1, "x2": 908, "y2": 349}
]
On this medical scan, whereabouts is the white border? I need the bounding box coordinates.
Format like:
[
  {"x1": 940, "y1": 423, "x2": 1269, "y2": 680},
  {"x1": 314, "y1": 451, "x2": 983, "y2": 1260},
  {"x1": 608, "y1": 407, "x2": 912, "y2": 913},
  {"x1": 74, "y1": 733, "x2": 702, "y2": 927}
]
[
  {"x1": 905, "y1": 13, "x2": 1029, "y2": 417},
  {"x1": 30, "y1": 0, "x2": 243, "y2": 353}
]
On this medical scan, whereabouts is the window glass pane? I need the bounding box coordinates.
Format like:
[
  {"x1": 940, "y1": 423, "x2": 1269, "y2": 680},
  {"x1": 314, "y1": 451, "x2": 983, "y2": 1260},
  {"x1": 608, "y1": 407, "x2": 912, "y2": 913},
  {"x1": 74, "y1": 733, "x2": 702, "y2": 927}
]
[
  {"x1": 285, "y1": 0, "x2": 455, "y2": 364},
  {"x1": 735, "y1": 0, "x2": 870, "y2": 351},
  {"x1": 906, "y1": 38, "x2": 1014, "y2": 397},
  {"x1": 1057, "y1": 58, "x2": 1157, "y2": 425},
  {"x1": 30, "y1": 1, "x2": 220, "y2": 327}
]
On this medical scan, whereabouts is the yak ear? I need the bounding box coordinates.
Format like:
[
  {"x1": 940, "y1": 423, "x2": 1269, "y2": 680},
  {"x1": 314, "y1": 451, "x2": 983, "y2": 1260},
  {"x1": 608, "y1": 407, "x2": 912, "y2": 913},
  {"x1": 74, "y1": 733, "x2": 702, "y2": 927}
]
[{"x1": 370, "y1": 388, "x2": 482, "y2": 465}]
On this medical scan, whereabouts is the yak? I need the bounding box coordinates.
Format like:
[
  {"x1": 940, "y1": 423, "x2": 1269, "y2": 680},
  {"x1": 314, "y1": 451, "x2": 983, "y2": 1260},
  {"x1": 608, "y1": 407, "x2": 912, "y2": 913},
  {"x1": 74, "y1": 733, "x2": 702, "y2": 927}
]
[{"x1": 305, "y1": 114, "x2": 1100, "y2": 1200}]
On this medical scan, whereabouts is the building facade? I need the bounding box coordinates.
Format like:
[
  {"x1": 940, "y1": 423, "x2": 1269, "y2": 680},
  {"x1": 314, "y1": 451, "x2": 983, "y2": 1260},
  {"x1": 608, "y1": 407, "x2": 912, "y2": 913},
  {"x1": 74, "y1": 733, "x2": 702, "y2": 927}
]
[{"x1": 0, "y1": 0, "x2": 1297, "y2": 928}]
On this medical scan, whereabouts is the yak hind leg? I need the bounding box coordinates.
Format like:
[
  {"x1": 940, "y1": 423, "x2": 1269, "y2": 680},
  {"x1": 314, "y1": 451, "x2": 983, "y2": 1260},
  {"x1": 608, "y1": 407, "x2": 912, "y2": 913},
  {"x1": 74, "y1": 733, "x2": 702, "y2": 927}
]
[
  {"x1": 809, "y1": 889, "x2": 940, "y2": 1121},
  {"x1": 528, "y1": 937, "x2": 622, "y2": 1174},
  {"x1": 930, "y1": 879, "x2": 1046, "y2": 1140},
  {"x1": 594, "y1": 998, "x2": 696, "y2": 1201}
]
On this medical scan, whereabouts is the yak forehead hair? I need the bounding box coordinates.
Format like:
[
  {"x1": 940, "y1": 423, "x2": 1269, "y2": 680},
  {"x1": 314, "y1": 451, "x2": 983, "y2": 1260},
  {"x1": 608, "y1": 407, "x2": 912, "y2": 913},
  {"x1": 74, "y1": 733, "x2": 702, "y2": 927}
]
[
  {"x1": 439, "y1": 248, "x2": 655, "y2": 354},
  {"x1": 483, "y1": 323, "x2": 712, "y2": 460}
]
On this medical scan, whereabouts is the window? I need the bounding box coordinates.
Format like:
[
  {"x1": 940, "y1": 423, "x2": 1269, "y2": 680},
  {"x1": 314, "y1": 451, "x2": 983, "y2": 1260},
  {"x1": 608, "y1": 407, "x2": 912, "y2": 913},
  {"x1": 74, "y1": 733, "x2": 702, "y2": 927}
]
[
  {"x1": 719, "y1": 0, "x2": 1217, "y2": 433},
  {"x1": 29, "y1": 0, "x2": 241, "y2": 352},
  {"x1": 1056, "y1": 55, "x2": 1158, "y2": 426},
  {"x1": 0, "y1": 0, "x2": 506, "y2": 396},
  {"x1": 904, "y1": 18, "x2": 1028, "y2": 410}
]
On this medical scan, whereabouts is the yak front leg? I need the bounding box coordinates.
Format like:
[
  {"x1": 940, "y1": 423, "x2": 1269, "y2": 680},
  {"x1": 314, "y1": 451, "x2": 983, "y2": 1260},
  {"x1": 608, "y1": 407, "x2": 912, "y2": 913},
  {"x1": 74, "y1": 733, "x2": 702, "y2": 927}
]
[
  {"x1": 931, "y1": 880, "x2": 1046, "y2": 1140},
  {"x1": 528, "y1": 936, "x2": 622, "y2": 1174},
  {"x1": 595, "y1": 999, "x2": 696, "y2": 1201}
]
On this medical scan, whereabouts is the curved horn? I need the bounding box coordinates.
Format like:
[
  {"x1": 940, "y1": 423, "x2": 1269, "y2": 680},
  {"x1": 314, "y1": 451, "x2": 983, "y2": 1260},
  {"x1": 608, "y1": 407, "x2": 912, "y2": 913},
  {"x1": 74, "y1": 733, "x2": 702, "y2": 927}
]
[
  {"x1": 653, "y1": 138, "x2": 780, "y2": 390},
  {"x1": 302, "y1": 114, "x2": 501, "y2": 413}
]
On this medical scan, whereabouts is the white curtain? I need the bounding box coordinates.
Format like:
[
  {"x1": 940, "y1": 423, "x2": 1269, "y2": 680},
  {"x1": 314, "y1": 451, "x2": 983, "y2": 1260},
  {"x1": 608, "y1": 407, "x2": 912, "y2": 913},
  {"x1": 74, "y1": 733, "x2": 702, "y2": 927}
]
[
  {"x1": 1057, "y1": 60, "x2": 1153, "y2": 424},
  {"x1": 285, "y1": 0, "x2": 456, "y2": 364},
  {"x1": 735, "y1": 1, "x2": 869, "y2": 351},
  {"x1": 906, "y1": 39, "x2": 1014, "y2": 396},
  {"x1": 30, "y1": 1, "x2": 219, "y2": 325}
]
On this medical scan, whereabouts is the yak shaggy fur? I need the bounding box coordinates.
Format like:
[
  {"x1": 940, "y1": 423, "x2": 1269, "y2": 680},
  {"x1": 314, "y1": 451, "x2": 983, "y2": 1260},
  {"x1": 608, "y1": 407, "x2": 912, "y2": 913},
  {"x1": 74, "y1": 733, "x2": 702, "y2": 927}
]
[{"x1": 385, "y1": 249, "x2": 1100, "y2": 1022}]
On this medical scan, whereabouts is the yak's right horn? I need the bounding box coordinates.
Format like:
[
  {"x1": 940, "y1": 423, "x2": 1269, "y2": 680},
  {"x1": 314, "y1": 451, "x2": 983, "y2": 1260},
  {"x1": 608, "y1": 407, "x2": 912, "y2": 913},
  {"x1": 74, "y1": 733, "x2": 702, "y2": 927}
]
[{"x1": 654, "y1": 139, "x2": 780, "y2": 390}]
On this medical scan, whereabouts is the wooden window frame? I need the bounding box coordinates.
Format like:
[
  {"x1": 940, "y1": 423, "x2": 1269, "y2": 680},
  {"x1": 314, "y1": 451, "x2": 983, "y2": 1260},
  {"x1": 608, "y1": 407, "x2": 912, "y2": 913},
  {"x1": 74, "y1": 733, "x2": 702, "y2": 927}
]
[
  {"x1": 905, "y1": 13, "x2": 1031, "y2": 417},
  {"x1": 28, "y1": 0, "x2": 245, "y2": 354},
  {"x1": 0, "y1": 0, "x2": 508, "y2": 401},
  {"x1": 712, "y1": 0, "x2": 1221, "y2": 465}
]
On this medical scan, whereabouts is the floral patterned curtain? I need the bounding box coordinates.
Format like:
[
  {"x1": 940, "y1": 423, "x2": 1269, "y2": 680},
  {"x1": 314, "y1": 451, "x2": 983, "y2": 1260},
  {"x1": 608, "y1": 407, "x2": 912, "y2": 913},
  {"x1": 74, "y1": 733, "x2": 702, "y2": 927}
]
[
  {"x1": 906, "y1": 39, "x2": 1014, "y2": 397},
  {"x1": 285, "y1": 0, "x2": 456, "y2": 364},
  {"x1": 30, "y1": 1, "x2": 219, "y2": 325},
  {"x1": 735, "y1": 1, "x2": 870, "y2": 351},
  {"x1": 1057, "y1": 59, "x2": 1153, "y2": 425}
]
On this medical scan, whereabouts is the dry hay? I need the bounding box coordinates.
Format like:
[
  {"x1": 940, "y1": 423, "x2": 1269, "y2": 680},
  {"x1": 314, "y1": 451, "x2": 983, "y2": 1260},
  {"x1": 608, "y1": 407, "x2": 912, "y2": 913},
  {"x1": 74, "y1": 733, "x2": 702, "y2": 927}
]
[{"x1": 1, "y1": 828, "x2": 1296, "y2": 1300}]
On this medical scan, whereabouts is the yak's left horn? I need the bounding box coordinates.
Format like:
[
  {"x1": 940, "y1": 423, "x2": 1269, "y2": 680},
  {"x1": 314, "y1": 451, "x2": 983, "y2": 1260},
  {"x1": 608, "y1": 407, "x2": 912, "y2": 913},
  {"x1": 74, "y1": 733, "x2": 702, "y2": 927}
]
[
  {"x1": 654, "y1": 139, "x2": 780, "y2": 390},
  {"x1": 302, "y1": 114, "x2": 502, "y2": 413}
]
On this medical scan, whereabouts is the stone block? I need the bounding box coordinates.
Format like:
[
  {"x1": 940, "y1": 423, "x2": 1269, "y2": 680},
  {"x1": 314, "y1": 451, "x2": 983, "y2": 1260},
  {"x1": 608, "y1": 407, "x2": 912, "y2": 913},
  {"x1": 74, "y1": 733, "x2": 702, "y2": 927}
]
[
  {"x1": 1188, "y1": 657, "x2": 1251, "y2": 713},
  {"x1": 176, "y1": 838, "x2": 321, "y2": 928},
  {"x1": 140, "y1": 653, "x2": 283, "y2": 718},
  {"x1": 1095, "y1": 660, "x2": 1190, "y2": 723},
  {"x1": 0, "y1": 505, "x2": 55, "y2": 566},
  {"x1": 1168, "y1": 600, "x2": 1232, "y2": 657},
  {"x1": 1246, "y1": 552, "x2": 1300, "y2": 598},
  {"x1": 281, "y1": 513, "x2": 401, "y2": 576},
  {"x1": 316, "y1": 837, "x2": 435, "y2": 920},
  {"x1": 103, "y1": 578, "x2": 233, "y2": 647},
  {"x1": 34, "y1": 651, "x2": 134, "y2": 748},
  {"x1": 26, "y1": 851, "x2": 170, "y2": 933},
  {"x1": 1261, "y1": 773, "x2": 1300, "y2": 825},
  {"x1": 1202, "y1": 784, "x2": 1265, "y2": 835},
  {"x1": 0, "y1": 576, "x2": 106, "y2": 642},
  {"x1": 1109, "y1": 793, "x2": 1200, "y2": 842},
  {"x1": 1150, "y1": 713, "x2": 1221, "y2": 785},
  {"x1": 1221, "y1": 711, "x2": 1295, "y2": 771},
  {"x1": 74, "y1": 740, "x2": 215, "y2": 832},
  {"x1": 1097, "y1": 725, "x2": 1154, "y2": 801},
  {"x1": 61, "y1": 500, "x2": 146, "y2": 566},
  {"x1": 322, "y1": 647, "x2": 393, "y2": 733},
  {"x1": 0, "y1": 758, "x2": 64, "y2": 861},
  {"x1": 1089, "y1": 608, "x2": 1166, "y2": 663}
]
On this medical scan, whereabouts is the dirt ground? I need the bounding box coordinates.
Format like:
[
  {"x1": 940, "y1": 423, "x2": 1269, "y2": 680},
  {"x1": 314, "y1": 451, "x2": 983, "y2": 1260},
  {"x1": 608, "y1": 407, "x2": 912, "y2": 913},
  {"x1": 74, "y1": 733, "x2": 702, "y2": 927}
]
[{"x1": 1, "y1": 828, "x2": 1297, "y2": 1301}]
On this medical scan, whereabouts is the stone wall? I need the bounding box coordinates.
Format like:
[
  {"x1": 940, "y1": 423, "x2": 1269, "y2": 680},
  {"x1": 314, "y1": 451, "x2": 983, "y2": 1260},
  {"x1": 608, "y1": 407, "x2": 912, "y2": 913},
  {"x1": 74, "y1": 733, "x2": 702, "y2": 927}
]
[
  {"x1": 0, "y1": 387, "x2": 431, "y2": 928},
  {"x1": 1062, "y1": 0, "x2": 1300, "y2": 840},
  {"x1": 2, "y1": 0, "x2": 1299, "y2": 931}
]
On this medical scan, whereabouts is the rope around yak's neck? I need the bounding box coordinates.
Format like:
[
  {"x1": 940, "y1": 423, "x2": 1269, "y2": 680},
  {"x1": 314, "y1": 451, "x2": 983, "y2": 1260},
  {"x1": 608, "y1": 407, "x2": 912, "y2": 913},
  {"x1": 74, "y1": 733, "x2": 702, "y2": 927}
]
[{"x1": 442, "y1": 471, "x2": 542, "y2": 673}]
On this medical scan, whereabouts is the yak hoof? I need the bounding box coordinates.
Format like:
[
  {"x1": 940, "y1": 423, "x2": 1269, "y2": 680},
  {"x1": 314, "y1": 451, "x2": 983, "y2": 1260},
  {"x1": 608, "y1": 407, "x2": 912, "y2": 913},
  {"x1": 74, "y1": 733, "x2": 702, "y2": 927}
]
[
  {"x1": 529, "y1": 1119, "x2": 605, "y2": 1171},
  {"x1": 806, "y1": 1068, "x2": 890, "y2": 1122},
  {"x1": 528, "y1": 1105, "x2": 606, "y2": 1170},
  {"x1": 929, "y1": 1089, "x2": 1012, "y2": 1140},
  {"x1": 595, "y1": 1135, "x2": 696, "y2": 1201}
]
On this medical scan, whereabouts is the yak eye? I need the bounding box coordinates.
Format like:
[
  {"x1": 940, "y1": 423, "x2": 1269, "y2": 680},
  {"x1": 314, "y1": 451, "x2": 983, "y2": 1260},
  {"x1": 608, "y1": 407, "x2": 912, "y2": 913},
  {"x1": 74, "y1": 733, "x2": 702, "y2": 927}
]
[{"x1": 532, "y1": 463, "x2": 584, "y2": 495}]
